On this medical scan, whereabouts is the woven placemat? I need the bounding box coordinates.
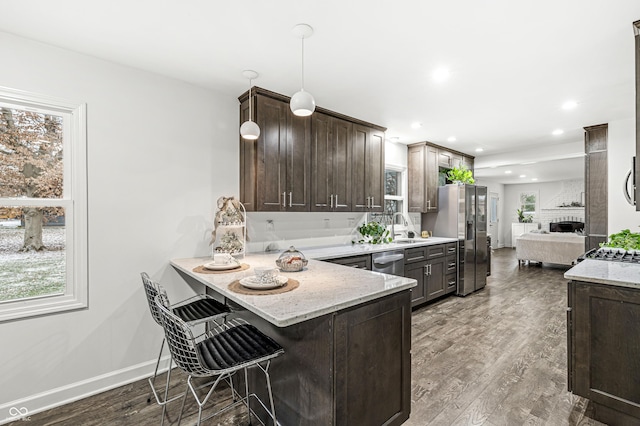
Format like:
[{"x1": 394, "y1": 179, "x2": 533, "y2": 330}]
[
  {"x1": 193, "y1": 263, "x2": 250, "y2": 274},
  {"x1": 228, "y1": 278, "x2": 299, "y2": 295}
]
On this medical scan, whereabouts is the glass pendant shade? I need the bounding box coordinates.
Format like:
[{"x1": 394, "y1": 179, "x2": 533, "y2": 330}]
[
  {"x1": 240, "y1": 120, "x2": 260, "y2": 140},
  {"x1": 290, "y1": 89, "x2": 316, "y2": 117}
]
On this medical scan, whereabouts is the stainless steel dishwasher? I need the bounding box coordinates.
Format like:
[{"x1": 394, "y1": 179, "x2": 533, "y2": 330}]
[{"x1": 371, "y1": 250, "x2": 405, "y2": 276}]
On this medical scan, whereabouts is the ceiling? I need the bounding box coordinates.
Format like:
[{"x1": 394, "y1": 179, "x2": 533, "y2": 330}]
[{"x1": 2, "y1": 1, "x2": 639, "y2": 184}]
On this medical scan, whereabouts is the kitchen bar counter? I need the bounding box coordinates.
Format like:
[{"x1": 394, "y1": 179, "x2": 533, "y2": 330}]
[
  {"x1": 171, "y1": 253, "x2": 416, "y2": 327},
  {"x1": 564, "y1": 258, "x2": 640, "y2": 288}
]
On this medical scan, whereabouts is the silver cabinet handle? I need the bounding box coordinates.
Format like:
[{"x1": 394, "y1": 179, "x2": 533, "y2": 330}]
[
  {"x1": 424, "y1": 265, "x2": 429, "y2": 276},
  {"x1": 427, "y1": 199, "x2": 431, "y2": 209},
  {"x1": 371, "y1": 196, "x2": 375, "y2": 207},
  {"x1": 330, "y1": 194, "x2": 334, "y2": 209},
  {"x1": 335, "y1": 194, "x2": 338, "y2": 207},
  {"x1": 448, "y1": 262, "x2": 456, "y2": 268},
  {"x1": 428, "y1": 264, "x2": 432, "y2": 275},
  {"x1": 282, "y1": 192, "x2": 286, "y2": 207},
  {"x1": 289, "y1": 192, "x2": 292, "y2": 207}
]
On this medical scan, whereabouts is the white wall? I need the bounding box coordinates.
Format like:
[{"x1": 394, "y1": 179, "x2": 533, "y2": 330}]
[
  {"x1": 501, "y1": 179, "x2": 585, "y2": 247},
  {"x1": 0, "y1": 32, "x2": 238, "y2": 419},
  {"x1": 608, "y1": 117, "x2": 640, "y2": 233}
]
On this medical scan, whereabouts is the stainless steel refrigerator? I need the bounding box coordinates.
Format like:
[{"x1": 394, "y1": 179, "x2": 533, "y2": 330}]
[{"x1": 425, "y1": 184, "x2": 487, "y2": 296}]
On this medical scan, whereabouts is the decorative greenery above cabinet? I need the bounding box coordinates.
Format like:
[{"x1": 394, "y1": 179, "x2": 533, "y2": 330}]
[{"x1": 239, "y1": 87, "x2": 386, "y2": 212}]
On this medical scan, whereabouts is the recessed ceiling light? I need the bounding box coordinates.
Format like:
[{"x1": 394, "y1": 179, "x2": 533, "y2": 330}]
[
  {"x1": 519, "y1": 174, "x2": 526, "y2": 178},
  {"x1": 475, "y1": 148, "x2": 484, "y2": 152},
  {"x1": 552, "y1": 129, "x2": 564, "y2": 136},
  {"x1": 505, "y1": 170, "x2": 512, "y2": 174},
  {"x1": 432, "y1": 67, "x2": 450, "y2": 83},
  {"x1": 389, "y1": 136, "x2": 400, "y2": 142},
  {"x1": 411, "y1": 122, "x2": 422, "y2": 129},
  {"x1": 447, "y1": 136, "x2": 456, "y2": 142},
  {"x1": 562, "y1": 100, "x2": 577, "y2": 110},
  {"x1": 532, "y1": 178, "x2": 538, "y2": 181}
]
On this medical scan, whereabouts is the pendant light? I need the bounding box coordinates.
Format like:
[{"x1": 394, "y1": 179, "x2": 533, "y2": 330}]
[
  {"x1": 240, "y1": 70, "x2": 260, "y2": 140},
  {"x1": 290, "y1": 23, "x2": 316, "y2": 117}
]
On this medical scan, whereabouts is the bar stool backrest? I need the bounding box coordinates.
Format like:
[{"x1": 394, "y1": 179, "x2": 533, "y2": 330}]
[
  {"x1": 154, "y1": 293, "x2": 209, "y2": 376},
  {"x1": 141, "y1": 272, "x2": 163, "y2": 327}
]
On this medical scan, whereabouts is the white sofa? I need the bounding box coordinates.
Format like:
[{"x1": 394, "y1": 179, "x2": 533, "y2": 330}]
[{"x1": 515, "y1": 232, "x2": 586, "y2": 266}]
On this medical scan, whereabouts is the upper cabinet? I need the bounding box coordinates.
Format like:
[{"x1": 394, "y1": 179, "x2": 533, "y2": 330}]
[
  {"x1": 311, "y1": 113, "x2": 352, "y2": 212},
  {"x1": 352, "y1": 124, "x2": 385, "y2": 212},
  {"x1": 239, "y1": 87, "x2": 386, "y2": 212},
  {"x1": 407, "y1": 142, "x2": 474, "y2": 213},
  {"x1": 240, "y1": 93, "x2": 311, "y2": 212}
]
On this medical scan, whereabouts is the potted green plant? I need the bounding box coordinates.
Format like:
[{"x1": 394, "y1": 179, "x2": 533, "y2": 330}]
[
  {"x1": 516, "y1": 208, "x2": 533, "y2": 223},
  {"x1": 446, "y1": 165, "x2": 475, "y2": 185},
  {"x1": 353, "y1": 221, "x2": 392, "y2": 244}
]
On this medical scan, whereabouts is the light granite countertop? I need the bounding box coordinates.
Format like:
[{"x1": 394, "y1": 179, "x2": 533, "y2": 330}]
[
  {"x1": 564, "y1": 259, "x2": 640, "y2": 289},
  {"x1": 171, "y1": 252, "x2": 416, "y2": 327},
  {"x1": 299, "y1": 236, "x2": 459, "y2": 260}
]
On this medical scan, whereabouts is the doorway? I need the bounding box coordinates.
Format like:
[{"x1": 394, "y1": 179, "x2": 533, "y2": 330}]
[{"x1": 489, "y1": 192, "x2": 499, "y2": 247}]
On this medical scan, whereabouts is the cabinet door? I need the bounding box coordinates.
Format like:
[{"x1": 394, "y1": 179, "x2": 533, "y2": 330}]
[
  {"x1": 438, "y1": 150, "x2": 454, "y2": 168},
  {"x1": 571, "y1": 281, "x2": 640, "y2": 420},
  {"x1": 239, "y1": 97, "x2": 257, "y2": 211},
  {"x1": 426, "y1": 257, "x2": 446, "y2": 301},
  {"x1": 368, "y1": 129, "x2": 385, "y2": 212},
  {"x1": 446, "y1": 273, "x2": 457, "y2": 294},
  {"x1": 512, "y1": 223, "x2": 525, "y2": 247},
  {"x1": 311, "y1": 113, "x2": 333, "y2": 212},
  {"x1": 407, "y1": 144, "x2": 426, "y2": 213},
  {"x1": 334, "y1": 291, "x2": 411, "y2": 426},
  {"x1": 352, "y1": 125, "x2": 385, "y2": 212},
  {"x1": 324, "y1": 254, "x2": 371, "y2": 270},
  {"x1": 331, "y1": 117, "x2": 353, "y2": 211},
  {"x1": 425, "y1": 145, "x2": 439, "y2": 211},
  {"x1": 404, "y1": 261, "x2": 427, "y2": 307},
  {"x1": 285, "y1": 111, "x2": 311, "y2": 211},
  {"x1": 256, "y1": 95, "x2": 288, "y2": 211},
  {"x1": 462, "y1": 156, "x2": 474, "y2": 173}
]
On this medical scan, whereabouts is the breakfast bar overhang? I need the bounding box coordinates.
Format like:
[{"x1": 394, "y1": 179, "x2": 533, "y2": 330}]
[{"x1": 171, "y1": 253, "x2": 416, "y2": 425}]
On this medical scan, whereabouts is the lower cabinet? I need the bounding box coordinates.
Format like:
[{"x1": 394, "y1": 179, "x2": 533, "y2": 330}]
[
  {"x1": 568, "y1": 280, "x2": 640, "y2": 424},
  {"x1": 405, "y1": 243, "x2": 456, "y2": 308}
]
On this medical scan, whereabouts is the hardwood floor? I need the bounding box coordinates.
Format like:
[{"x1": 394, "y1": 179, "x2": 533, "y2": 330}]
[{"x1": 9, "y1": 249, "x2": 605, "y2": 426}]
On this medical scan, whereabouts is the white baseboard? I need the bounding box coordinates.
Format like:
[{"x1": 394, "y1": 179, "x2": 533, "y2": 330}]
[{"x1": 0, "y1": 355, "x2": 171, "y2": 425}]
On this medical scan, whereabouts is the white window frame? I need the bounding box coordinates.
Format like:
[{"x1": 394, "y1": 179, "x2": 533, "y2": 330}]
[
  {"x1": 520, "y1": 191, "x2": 538, "y2": 215},
  {"x1": 0, "y1": 86, "x2": 87, "y2": 322},
  {"x1": 384, "y1": 164, "x2": 407, "y2": 227}
]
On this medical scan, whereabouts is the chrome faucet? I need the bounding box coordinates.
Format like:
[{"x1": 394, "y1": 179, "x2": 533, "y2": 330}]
[{"x1": 391, "y1": 212, "x2": 406, "y2": 241}]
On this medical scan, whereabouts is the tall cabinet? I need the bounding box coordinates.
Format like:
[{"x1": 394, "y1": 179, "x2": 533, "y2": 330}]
[
  {"x1": 239, "y1": 87, "x2": 386, "y2": 213},
  {"x1": 408, "y1": 142, "x2": 474, "y2": 213},
  {"x1": 584, "y1": 124, "x2": 608, "y2": 251},
  {"x1": 635, "y1": 20, "x2": 640, "y2": 211}
]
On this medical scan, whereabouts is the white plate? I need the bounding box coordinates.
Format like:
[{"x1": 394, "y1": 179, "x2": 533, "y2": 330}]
[
  {"x1": 239, "y1": 275, "x2": 288, "y2": 290},
  {"x1": 203, "y1": 260, "x2": 241, "y2": 271}
]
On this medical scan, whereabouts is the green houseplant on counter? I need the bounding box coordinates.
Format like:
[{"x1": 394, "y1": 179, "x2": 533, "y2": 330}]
[
  {"x1": 600, "y1": 229, "x2": 640, "y2": 251},
  {"x1": 353, "y1": 221, "x2": 392, "y2": 244},
  {"x1": 447, "y1": 165, "x2": 475, "y2": 185}
]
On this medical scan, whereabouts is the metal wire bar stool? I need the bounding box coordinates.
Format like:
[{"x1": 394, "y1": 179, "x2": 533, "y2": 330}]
[
  {"x1": 141, "y1": 272, "x2": 231, "y2": 422},
  {"x1": 154, "y1": 293, "x2": 284, "y2": 426}
]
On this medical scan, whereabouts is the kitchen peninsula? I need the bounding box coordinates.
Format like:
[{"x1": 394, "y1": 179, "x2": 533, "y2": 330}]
[
  {"x1": 171, "y1": 244, "x2": 420, "y2": 425},
  {"x1": 565, "y1": 258, "x2": 640, "y2": 425}
]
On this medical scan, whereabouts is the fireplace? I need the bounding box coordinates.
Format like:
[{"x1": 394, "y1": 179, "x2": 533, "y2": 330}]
[{"x1": 549, "y1": 220, "x2": 584, "y2": 233}]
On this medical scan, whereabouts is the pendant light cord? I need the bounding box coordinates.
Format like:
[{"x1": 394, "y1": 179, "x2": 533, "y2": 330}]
[
  {"x1": 301, "y1": 36, "x2": 305, "y2": 90},
  {"x1": 248, "y1": 77, "x2": 253, "y2": 122}
]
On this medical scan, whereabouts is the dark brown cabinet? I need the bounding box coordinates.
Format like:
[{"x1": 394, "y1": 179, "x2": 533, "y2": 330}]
[
  {"x1": 404, "y1": 243, "x2": 455, "y2": 307},
  {"x1": 239, "y1": 93, "x2": 311, "y2": 212},
  {"x1": 407, "y1": 143, "x2": 439, "y2": 212},
  {"x1": 311, "y1": 113, "x2": 352, "y2": 211},
  {"x1": 334, "y1": 291, "x2": 411, "y2": 426},
  {"x1": 323, "y1": 254, "x2": 371, "y2": 270},
  {"x1": 568, "y1": 280, "x2": 640, "y2": 424},
  {"x1": 408, "y1": 142, "x2": 474, "y2": 213},
  {"x1": 635, "y1": 20, "x2": 640, "y2": 211},
  {"x1": 240, "y1": 87, "x2": 385, "y2": 213},
  {"x1": 352, "y1": 124, "x2": 385, "y2": 212},
  {"x1": 584, "y1": 124, "x2": 608, "y2": 250}
]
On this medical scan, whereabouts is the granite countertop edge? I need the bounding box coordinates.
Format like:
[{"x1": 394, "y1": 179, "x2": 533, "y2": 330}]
[{"x1": 564, "y1": 259, "x2": 640, "y2": 289}]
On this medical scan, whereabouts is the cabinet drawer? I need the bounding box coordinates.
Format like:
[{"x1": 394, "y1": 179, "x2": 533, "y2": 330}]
[
  {"x1": 446, "y1": 243, "x2": 457, "y2": 256},
  {"x1": 426, "y1": 244, "x2": 446, "y2": 259},
  {"x1": 446, "y1": 255, "x2": 457, "y2": 274},
  {"x1": 324, "y1": 254, "x2": 371, "y2": 270},
  {"x1": 404, "y1": 247, "x2": 427, "y2": 264},
  {"x1": 446, "y1": 273, "x2": 457, "y2": 294}
]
